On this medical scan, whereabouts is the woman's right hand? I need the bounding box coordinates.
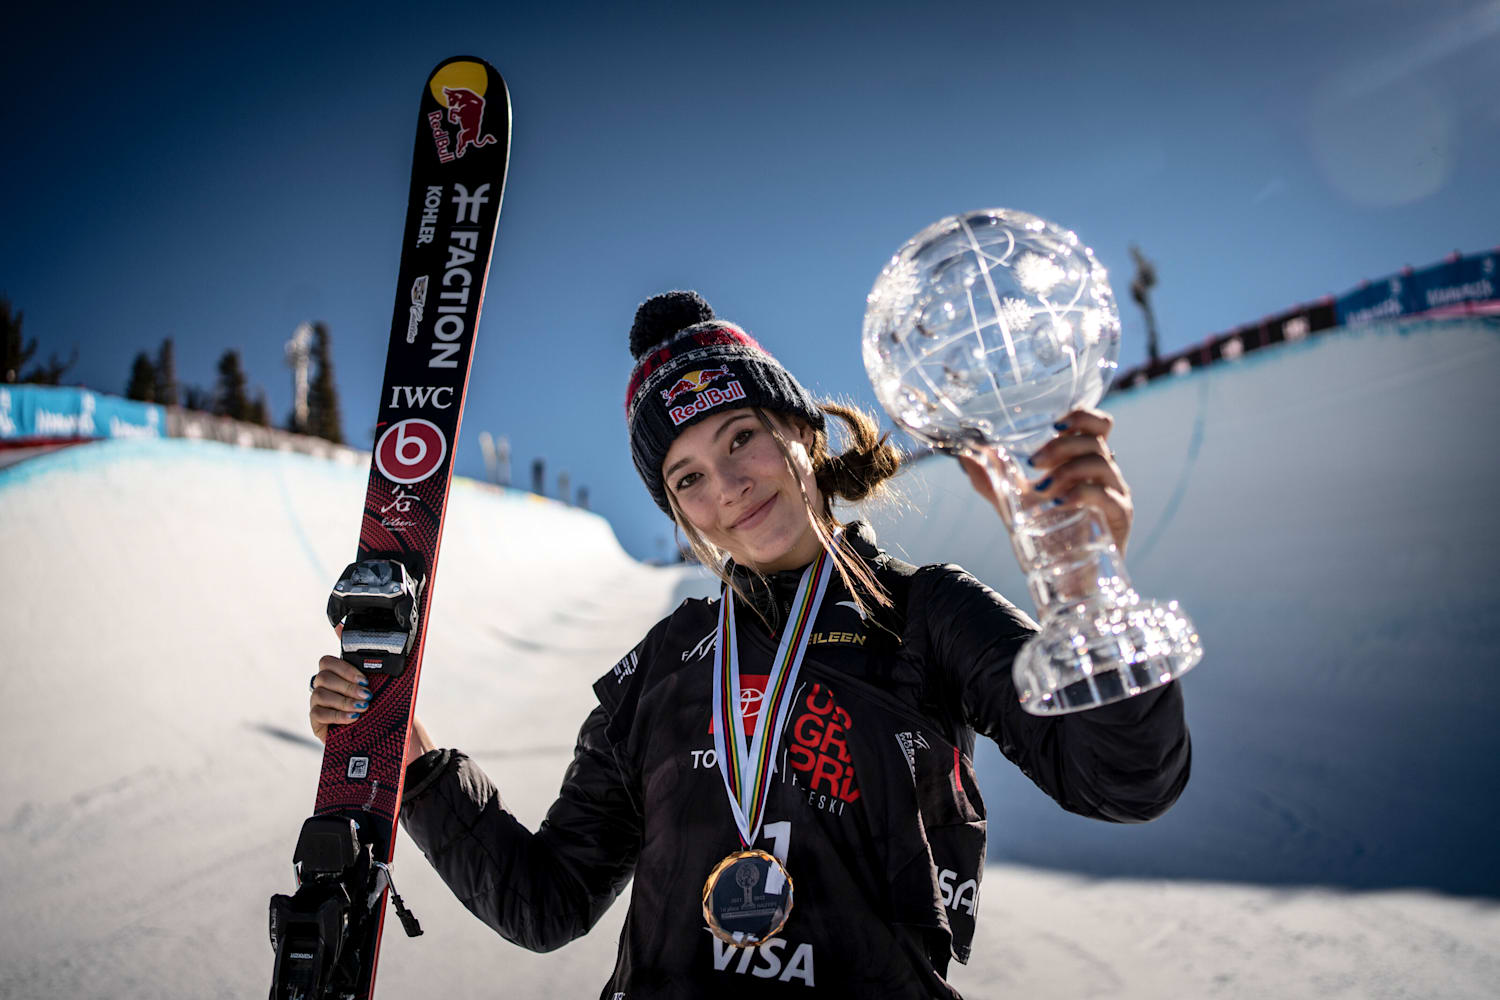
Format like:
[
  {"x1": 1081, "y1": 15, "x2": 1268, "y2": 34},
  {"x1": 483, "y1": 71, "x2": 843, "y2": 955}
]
[{"x1": 309, "y1": 635, "x2": 371, "y2": 745}]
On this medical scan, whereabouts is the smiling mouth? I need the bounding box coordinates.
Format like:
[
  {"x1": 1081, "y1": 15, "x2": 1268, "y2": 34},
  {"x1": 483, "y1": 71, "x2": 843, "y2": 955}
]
[{"x1": 730, "y1": 494, "x2": 777, "y2": 530}]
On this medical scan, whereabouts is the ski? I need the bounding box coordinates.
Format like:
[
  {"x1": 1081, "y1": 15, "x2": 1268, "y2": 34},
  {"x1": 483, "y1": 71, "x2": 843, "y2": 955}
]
[{"x1": 269, "y1": 55, "x2": 510, "y2": 1000}]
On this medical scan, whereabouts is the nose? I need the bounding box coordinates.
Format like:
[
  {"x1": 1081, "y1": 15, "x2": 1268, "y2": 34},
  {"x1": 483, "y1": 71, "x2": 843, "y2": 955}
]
[{"x1": 714, "y1": 457, "x2": 753, "y2": 506}]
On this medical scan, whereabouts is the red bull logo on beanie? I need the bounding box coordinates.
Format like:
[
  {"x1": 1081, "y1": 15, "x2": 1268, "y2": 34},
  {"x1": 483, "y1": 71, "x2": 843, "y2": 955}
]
[
  {"x1": 660, "y1": 367, "x2": 731, "y2": 404},
  {"x1": 663, "y1": 368, "x2": 745, "y2": 425},
  {"x1": 425, "y1": 62, "x2": 498, "y2": 163}
]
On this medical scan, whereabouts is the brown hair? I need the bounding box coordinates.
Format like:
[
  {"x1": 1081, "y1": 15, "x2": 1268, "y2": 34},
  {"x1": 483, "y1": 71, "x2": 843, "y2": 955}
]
[{"x1": 666, "y1": 401, "x2": 903, "y2": 624}]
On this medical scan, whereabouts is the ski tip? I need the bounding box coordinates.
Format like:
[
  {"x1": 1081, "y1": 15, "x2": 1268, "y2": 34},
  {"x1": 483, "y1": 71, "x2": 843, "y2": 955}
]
[
  {"x1": 418, "y1": 55, "x2": 510, "y2": 167},
  {"x1": 426, "y1": 56, "x2": 508, "y2": 98}
]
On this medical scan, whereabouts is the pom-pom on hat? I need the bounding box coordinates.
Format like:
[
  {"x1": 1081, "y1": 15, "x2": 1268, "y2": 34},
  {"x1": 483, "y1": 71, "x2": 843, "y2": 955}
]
[{"x1": 625, "y1": 290, "x2": 824, "y2": 514}]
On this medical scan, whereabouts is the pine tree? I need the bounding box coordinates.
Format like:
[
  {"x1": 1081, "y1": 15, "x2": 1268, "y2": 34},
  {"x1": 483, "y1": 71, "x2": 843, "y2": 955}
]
[
  {"x1": 126, "y1": 352, "x2": 157, "y2": 401},
  {"x1": 307, "y1": 321, "x2": 344, "y2": 444},
  {"x1": 215, "y1": 350, "x2": 251, "y2": 421},
  {"x1": 154, "y1": 338, "x2": 179, "y2": 406},
  {"x1": 24, "y1": 350, "x2": 77, "y2": 385},
  {"x1": 1, "y1": 297, "x2": 75, "y2": 384},
  {"x1": 2, "y1": 296, "x2": 35, "y2": 383},
  {"x1": 249, "y1": 389, "x2": 270, "y2": 427}
]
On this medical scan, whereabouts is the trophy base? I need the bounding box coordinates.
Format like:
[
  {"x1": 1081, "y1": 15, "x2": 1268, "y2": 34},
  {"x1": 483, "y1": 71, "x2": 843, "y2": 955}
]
[{"x1": 1013, "y1": 595, "x2": 1201, "y2": 715}]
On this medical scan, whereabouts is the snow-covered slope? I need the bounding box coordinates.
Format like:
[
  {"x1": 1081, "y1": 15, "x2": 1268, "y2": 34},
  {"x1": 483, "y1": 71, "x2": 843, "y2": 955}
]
[
  {"x1": 0, "y1": 440, "x2": 710, "y2": 998},
  {"x1": 1, "y1": 316, "x2": 1497, "y2": 999}
]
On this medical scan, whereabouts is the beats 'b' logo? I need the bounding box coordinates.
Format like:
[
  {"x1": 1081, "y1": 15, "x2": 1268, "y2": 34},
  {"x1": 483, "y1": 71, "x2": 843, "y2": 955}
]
[{"x1": 375, "y1": 418, "x2": 448, "y2": 484}]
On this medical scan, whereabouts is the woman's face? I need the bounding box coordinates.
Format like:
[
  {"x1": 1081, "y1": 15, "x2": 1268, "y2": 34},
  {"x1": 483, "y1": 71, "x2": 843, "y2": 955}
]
[{"x1": 663, "y1": 408, "x2": 824, "y2": 573}]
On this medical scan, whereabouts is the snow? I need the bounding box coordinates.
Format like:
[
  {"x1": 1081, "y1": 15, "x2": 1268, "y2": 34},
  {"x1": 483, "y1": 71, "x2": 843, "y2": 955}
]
[{"x1": 1, "y1": 316, "x2": 1497, "y2": 998}]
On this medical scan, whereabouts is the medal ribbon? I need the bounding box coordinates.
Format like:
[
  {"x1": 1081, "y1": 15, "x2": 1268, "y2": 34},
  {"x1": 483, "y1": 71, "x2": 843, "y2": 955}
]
[{"x1": 711, "y1": 546, "x2": 834, "y2": 847}]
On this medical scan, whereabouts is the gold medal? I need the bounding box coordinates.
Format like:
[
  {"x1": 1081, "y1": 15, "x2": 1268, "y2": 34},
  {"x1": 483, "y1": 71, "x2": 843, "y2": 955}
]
[
  {"x1": 701, "y1": 848, "x2": 794, "y2": 947},
  {"x1": 703, "y1": 545, "x2": 833, "y2": 948}
]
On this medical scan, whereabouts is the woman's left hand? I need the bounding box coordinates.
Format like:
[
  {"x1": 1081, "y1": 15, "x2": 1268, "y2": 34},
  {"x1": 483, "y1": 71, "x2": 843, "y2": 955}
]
[{"x1": 959, "y1": 407, "x2": 1134, "y2": 554}]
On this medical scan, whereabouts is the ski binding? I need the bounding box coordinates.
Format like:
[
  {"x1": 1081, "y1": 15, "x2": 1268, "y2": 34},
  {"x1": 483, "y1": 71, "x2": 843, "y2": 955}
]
[{"x1": 327, "y1": 558, "x2": 425, "y2": 677}]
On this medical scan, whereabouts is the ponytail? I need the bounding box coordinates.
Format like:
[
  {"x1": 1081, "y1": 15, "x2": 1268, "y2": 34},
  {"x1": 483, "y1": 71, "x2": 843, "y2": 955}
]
[{"x1": 809, "y1": 400, "x2": 902, "y2": 508}]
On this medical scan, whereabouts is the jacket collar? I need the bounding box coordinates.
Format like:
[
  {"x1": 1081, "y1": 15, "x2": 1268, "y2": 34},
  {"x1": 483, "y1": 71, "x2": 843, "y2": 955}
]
[{"x1": 724, "y1": 520, "x2": 878, "y2": 632}]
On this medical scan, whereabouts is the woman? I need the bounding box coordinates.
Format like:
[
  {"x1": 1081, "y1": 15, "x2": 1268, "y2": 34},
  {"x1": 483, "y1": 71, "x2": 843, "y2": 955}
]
[{"x1": 309, "y1": 291, "x2": 1190, "y2": 997}]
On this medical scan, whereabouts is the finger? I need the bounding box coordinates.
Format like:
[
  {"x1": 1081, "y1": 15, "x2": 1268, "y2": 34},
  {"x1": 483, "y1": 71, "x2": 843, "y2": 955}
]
[
  {"x1": 309, "y1": 677, "x2": 370, "y2": 716},
  {"x1": 310, "y1": 671, "x2": 370, "y2": 708},
  {"x1": 1030, "y1": 453, "x2": 1128, "y2": 502},
  {"x1": 316, "y1": 653, "x2": 369, "y2": 691},
  {"x1": 1053, "y1": 407, "x2": 1113, "y2": 440},
  {"x1": 958, "y1": 454, "x2": 997, "y2": 504},
  {"x1": 1058, "y1": 482, "x2": 1133, "y2": 551},
  {"x1": 1028, "y1": 433, "x2": 1119, "y2": 478},
  {"x1": 310, "y1": 702, "x2": 365, "y2": 727}
]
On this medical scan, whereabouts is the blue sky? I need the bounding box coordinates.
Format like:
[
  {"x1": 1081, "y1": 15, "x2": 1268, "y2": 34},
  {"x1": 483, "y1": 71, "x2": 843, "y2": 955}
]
[{"x1": 4, "y1": 0, "x2": 1497, "y2": 559}]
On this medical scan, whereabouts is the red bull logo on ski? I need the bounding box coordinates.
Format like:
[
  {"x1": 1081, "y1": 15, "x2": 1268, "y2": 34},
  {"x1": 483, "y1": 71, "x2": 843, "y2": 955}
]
[
  {"x1": 425, "y1": 62, "x2": 499, "y2": 163},
  {"x1": 662, "y1": 368, "x2": 745, "y2": 425}
]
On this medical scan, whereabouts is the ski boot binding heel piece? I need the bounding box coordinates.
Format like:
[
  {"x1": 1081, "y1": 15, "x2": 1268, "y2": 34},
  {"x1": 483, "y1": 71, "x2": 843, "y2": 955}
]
[
  {"x1": 269, "y1": 816, "x2": 366, "y2": 999},
  {"x1": 268, "y1": 816, "x2": 421, "y2": 999}
]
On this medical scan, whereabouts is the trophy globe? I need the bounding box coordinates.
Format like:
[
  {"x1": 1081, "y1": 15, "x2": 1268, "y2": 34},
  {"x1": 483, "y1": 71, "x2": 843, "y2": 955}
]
[{"x1": 863, "y1": 208, "x2": 1201, "y2": 714}]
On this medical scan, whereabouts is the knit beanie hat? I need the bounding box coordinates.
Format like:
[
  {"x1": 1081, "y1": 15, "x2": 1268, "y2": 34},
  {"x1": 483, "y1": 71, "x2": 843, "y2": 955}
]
[{"x1": 625, "y1": 291, "x2": 825, "y2": 514}]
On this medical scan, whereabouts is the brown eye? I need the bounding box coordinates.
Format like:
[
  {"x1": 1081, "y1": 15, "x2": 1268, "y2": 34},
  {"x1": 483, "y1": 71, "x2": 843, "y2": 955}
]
[
  {"x1": 730, "y1": 428, "x2": 754, "y2": 449},
  {"x1": 675, "y1": 471, "x2": 701, "y2": 491}
]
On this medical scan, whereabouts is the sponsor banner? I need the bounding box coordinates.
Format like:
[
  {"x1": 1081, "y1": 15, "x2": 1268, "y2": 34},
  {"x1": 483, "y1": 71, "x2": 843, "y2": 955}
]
[
  {"x1": 0, "y1": 385, "x2": 164, "y2": 443},
  {"x1": 1336, "y1": 274, "x2": 1413, "y2": 327},
  {"x1": 1336, "y1": 252, "x2": 1500, "y2": 326},
  {"x1": 1408, "y1": 251, "x2": 1499, "y2": 316},
  {"x1": 1235, "y1": 299, "x2": 1339, "y2": 357},
  {"x1": 1113, "y1": 251, "x2": 1494, "y2": 394}
]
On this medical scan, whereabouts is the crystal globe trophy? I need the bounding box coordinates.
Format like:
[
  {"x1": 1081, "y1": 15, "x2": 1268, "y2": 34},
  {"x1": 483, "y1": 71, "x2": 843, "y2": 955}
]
[{"x1": 862, "y1": 209, "x2": 1201, "y2": 714}]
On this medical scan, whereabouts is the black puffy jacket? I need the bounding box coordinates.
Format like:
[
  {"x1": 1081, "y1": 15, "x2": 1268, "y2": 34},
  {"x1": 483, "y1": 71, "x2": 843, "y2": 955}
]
[{"x1": 399, "y1": 522, "x2": 1190, "y2": 997}]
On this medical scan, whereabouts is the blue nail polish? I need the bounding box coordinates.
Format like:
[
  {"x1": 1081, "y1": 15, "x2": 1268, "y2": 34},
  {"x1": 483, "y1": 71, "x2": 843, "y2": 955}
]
[
  {"x1": 358, "y1": 677, "x2": 369, "y2": 687},
  {"x1": 1034, "y1": 477, "x2": 1052, "y2": 491},
  {"x1": 354, "y1": 700, "x2": 368, "y2": 710},
  {"x1": 349, "y1": 712, "x2": 362, "y2": 720},
  {"x1": 1025, "y1": 455, "x2": 1036, "y2": 467},
  {"x1": 1050, "y1": 498, "x2": 1065, "y2": 507},
  {"x1": 1054, "y1": 421, "x2": 1069, "y2": 431}
]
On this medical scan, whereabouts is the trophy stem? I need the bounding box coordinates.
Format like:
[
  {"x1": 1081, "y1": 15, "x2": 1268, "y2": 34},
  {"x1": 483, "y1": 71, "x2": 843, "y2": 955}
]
[
  {"x1": 969, "y1": 446, "x2": 1202, "y2": 716},
  {"x1": 1014, "y1": 502, "x2": 1131, "y2": 611}
]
